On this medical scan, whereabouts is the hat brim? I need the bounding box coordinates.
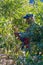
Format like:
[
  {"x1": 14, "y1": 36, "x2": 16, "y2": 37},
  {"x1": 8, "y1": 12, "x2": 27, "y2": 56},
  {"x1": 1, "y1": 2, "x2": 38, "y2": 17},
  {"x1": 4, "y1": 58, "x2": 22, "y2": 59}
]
[
  {"x1": 23, "y1": 14, "x2": 33, "y2": 19},
  {"x1": 23, "y1": 16, "x2": 29, "y2": 19}
]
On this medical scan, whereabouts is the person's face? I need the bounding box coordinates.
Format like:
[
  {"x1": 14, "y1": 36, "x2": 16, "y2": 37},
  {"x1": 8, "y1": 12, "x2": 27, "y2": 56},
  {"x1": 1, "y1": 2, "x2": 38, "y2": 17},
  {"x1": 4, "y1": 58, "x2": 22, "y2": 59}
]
[{"x1": 26, "y1": 17, "x2": 33, "y2": 24}]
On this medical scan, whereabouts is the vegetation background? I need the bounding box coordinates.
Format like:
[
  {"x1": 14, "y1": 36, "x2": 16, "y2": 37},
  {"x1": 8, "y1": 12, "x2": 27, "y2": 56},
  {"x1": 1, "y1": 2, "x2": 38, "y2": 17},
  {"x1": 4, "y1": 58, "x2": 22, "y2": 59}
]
[{"x1": 0, "y1": 0, "x2": 43, "y2": 65}]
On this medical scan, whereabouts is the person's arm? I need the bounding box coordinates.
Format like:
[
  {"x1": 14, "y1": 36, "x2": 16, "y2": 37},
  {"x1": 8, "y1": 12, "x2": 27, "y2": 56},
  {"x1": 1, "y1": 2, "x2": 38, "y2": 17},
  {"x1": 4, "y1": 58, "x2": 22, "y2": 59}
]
[{"x1": 14, "y1": 32, "x2": 34, "y2": 39}]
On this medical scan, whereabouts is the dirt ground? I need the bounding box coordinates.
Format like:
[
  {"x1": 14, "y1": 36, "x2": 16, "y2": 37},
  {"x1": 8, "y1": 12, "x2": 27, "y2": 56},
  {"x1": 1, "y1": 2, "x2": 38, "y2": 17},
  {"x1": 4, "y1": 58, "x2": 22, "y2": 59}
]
[{"x1": 0, "y1": 54, "x2": 16, "y2": 65}]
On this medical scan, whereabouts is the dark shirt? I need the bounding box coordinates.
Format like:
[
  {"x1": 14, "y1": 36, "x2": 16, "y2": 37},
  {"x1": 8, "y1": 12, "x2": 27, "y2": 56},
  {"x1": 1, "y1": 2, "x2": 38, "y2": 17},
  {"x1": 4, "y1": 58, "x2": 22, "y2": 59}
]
[
  {"x1": 25, "y1": 22, "x2": 41, "y2": 42},
  {"x1": 18, "y1": 22, "x2": 42, "y2": 43}
]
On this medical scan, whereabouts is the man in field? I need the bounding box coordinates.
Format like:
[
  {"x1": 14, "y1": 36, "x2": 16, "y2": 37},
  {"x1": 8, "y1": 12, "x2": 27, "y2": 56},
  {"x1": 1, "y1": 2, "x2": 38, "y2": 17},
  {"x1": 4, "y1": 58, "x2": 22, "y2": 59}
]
[{"x1": 14, "y1": 14, "x2": 42, "y2": 53}]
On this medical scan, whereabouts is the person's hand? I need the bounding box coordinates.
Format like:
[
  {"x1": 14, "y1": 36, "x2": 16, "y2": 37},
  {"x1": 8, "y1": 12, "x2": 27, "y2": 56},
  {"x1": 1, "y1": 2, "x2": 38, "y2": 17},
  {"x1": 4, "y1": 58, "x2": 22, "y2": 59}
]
[
  {"x1": 14, "y1": 32, "x2": 19, "y2": 37},
  {"x1": 14, "y1": 32, "x2": 20, "y2": 40}
]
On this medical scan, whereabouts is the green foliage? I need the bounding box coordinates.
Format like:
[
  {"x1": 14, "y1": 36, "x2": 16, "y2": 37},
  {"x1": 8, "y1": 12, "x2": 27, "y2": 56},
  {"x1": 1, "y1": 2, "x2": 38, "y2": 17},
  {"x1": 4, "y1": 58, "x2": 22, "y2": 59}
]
[{"x1": 0, "y1": 0, "x2": 43, "y2": 65}]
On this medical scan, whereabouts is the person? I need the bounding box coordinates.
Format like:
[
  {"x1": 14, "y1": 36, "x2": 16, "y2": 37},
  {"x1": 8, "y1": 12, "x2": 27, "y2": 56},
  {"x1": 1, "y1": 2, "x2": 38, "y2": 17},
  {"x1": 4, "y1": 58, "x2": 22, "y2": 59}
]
[
  {"x1": 23, "y1": 14, "x2": 41, "y2": 42},
  {"x1": 14, "y1": 14, "x2": 42, "y2": 53}
]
